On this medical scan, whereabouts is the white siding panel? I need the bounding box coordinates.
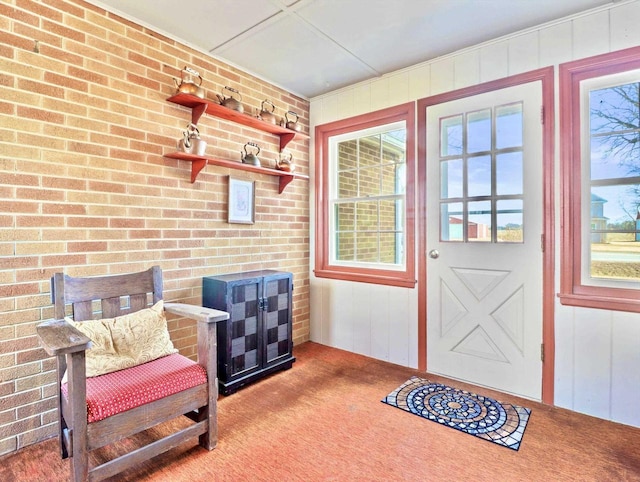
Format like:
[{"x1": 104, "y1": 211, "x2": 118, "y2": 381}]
[
  {"x1": 553, "y1": 302, "x2": 575, "y2": 410},
  {"x1": 508, "y1": 31, "x2": 540, "y2": 75},
  {"x1": 572, "y1": 307, "x2": 612, "y2": 420},
  {"x1": 309, "y1": 98, "x2": 324, "y2": 128},
  {"x1": 539, "y1": 22, "x2": 573, "y2": 69},
  {"x1": 610, "y1": 0, "x2": 640, "y2": 51},
  {"x1": 387, "y1": 286, "x2": 410, "y2": 366},
  {"x1": 336, "y1": 89, "x2": 356, "y2": 120},
  {"x1": 479, "y1": 41, "x2": 509, "y2": 83},
  {"x1": 309, "y1": 277, "x2": 324, "y2": 343},
  {"x1": 454, "y1": 50, "x2": 480, "y2": 89},
  {"x1": 370, "y1": 77, "x2": 391, "y2": 112},
  {"x1": 408, "y1": 64, "x2": 431, "y2": 100},
  {"x1": 407, "y1": 288, "x2": 419, "y2": 369},
  {"x1": 430, "y1": 57, "x2": 455, "y2": 95},
  {"x1": 369, "y1": 284, "x2": 391, "y2": 361},
  {"x1": 388, "y1": 72, "x2": 410, "y2": 106},
  {"x1": 353, "y1": 83, "x2": 372, "y2": 116},
  {"x1": 351, "y1": 282, "x2": 373, "y2": 356},
  {"x1": 328, "y1": 279, "x2": 355, "y2": 351},
  {"x1": 610, "y1": 310, "x2": 640, "y2": 426},
  {"x1": 572, "y1": 10, "x2": 610, "y2": 60},
  {"x1": 321, "y1": 95, "x2": 339, "y2": 124}
]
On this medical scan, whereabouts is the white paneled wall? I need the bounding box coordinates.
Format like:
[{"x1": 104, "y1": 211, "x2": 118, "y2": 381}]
[{"x1": 309, "y1": 0, "x2": 640, "y2": 426}]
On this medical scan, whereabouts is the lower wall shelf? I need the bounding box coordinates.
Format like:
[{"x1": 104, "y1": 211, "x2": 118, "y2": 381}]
[{"x1": 164, "y1": 151, "x2": 309, "y2": 193}]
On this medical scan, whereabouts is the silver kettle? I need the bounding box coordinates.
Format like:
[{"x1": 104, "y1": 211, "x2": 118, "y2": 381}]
[
  {"x1": 177, "y1": 123, "x2": 207, "y2": 156},
  {"x1": 241, "y1": 142, "x2": 261, "y2": 166}
]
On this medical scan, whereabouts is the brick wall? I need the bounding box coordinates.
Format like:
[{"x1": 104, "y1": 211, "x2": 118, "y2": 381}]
[{"x1": 0, "y1": 0, "x2": 310, "y2": 455}]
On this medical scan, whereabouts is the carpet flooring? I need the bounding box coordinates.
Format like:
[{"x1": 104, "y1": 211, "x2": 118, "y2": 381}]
[
  {"x1": 382, "y1": 376, "x2": 531, "y2": 450},
  {"x1": 2, "y1": 341, "x2": 640, "y2": 481}
]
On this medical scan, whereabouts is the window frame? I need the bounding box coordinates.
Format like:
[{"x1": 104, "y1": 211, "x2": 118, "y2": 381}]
[
  {"x1": 559, "y1": 46, "x2": 640, "y2": 312},
  {"x1": 314, "y1": 103, "x2": 416, "y2": 288}
]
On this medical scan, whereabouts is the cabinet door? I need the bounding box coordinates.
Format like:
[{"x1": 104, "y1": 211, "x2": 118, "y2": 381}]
[
  {"x1": 263, "y1": 274, "x2": 292, "y2": 367},
  {"x1": 227, "y1": 279, "x2": 262, "y2": 379}
]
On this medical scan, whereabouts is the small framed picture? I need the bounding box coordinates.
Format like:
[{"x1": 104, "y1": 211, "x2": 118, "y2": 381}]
[{"x1": 228, "y1": 177, "x2": 255, "y2": 224}]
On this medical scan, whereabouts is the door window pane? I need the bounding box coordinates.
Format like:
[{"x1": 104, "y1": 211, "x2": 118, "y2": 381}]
[
  {"x1": 467, "y1": 109, "x2": 491, "y2": 153},
  {"x1": 468, "y1": 155, "x2": 492, "y2": 197},
  {"x1": 497, "y1": 199, "x2": 524, "y2": 243},
  {"x1": 496, "y1": 103, "x2": 523, "y2": 149},
  {"x1": 441, "y1": 115, "x2": 463, "y2": 156},
  {"x1": 441, "y1": 159, "x2": 463, "y2": 199},
  {"x1": 496, "y1": 152, "x2": 523, "y2": 195},
  {"x1": 468, "y1": 201, "x2": 492, "y2": 242},
  {"x1": 441, "y1": 202, "x2": 463, "y2": 242}
]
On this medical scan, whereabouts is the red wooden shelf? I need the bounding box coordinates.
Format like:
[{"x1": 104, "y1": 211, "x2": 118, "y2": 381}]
[
  {"x1": 164, "y1": 151, "x2": 309, "y2": 193},
  {"x1": 167, "y1": 93, "x2": 308, "y2": 151}
]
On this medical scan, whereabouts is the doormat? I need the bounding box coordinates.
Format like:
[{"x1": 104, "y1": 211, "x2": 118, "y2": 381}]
[{"x1": 382, "y1": 376, "x2": 531, "y2": 450}]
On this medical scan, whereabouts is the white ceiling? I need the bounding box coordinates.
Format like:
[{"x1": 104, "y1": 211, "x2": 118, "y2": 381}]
[{"x1": 87, "y1": 0, "x2": 614, "y2": 99}]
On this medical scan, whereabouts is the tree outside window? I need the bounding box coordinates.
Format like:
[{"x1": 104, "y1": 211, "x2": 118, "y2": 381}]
[
  {"x1": 588, "y1": 80, "x2": 640, "y2": 281},
  {"x1": 559, "y1": 46, "x2": 640, "y2": 312}
]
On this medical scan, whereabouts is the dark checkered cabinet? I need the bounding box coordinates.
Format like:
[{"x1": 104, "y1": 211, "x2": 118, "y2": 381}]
[{"x1": 202, "y1": 270, "x2": 295, "y2": 395}]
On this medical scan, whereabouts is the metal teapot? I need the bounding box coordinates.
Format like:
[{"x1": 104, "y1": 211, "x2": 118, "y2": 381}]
[
  {"x1": 259, "y1": 99, "x2": 277, "y2": 124},
  {"x1": 177, "y1": 123, "x2": 207, "y2": 156},
  {"x1": 217, "y1": 86, "x2": 243, "y2": 113},
  {"x1": 283, "y1": 110, "x2": 301, "y2": 132},
  {"x1": 241, "y1": 142, "x2": 261, "y2": 166},
  {"x1": 173, "y1": 66, "x2": 204, "y2": 98},
  {"x1": 276, "y1": 152, "x2": 295, "y2": 172}
]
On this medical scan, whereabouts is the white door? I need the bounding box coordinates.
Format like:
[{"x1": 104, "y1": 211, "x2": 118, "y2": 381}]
[{"x1": 426, "y1": 82, "x2": 543, "y2": 400}]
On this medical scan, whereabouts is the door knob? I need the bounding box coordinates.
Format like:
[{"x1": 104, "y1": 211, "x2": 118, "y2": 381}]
[{"x1": 429, "y1": 249, "x2": 439, "y2": 259}]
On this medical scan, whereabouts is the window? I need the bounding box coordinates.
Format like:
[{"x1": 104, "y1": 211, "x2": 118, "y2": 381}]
[
  {"x1": 315, "y1": 103, "x2": 415, "y2": 287},
  {"x1": 439, "y1": 103, "x2": 525, "y2": 243},
  {"x1": 559, "y1": 47, "x2": 640, "y2": 312}
]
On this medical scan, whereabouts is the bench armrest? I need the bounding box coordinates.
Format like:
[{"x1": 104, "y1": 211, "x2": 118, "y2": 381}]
[
  {"x1": 36, "y1": 319, "x2": 91, "y2": 356},
  {"x1": 164, "y1": 302, "x2": 229, "y2": 324}
]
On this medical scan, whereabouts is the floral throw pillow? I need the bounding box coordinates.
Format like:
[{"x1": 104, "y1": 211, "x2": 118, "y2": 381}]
[{"x1": 68, "y1": 300, "x2": 178, "y2": 377}]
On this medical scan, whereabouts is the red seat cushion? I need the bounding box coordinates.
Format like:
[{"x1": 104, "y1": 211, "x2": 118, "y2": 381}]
[{"x1": 61, "y1": 353, "x2": 207, "y2": 423}]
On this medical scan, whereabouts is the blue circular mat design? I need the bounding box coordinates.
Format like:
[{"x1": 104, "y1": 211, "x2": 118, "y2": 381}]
[{"x1": 406, "y1": 383, "x2": 507, "y2": 434}]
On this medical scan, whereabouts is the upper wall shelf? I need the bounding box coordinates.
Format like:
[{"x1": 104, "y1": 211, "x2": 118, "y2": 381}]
[{"x1": 167, "y1": 93, "x2": 309, "y2": 151}]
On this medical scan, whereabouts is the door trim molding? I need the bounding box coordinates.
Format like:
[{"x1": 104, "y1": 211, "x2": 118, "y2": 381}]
[{"x1": 416, "y1": 67, "x2": 555, "y2": 404}]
